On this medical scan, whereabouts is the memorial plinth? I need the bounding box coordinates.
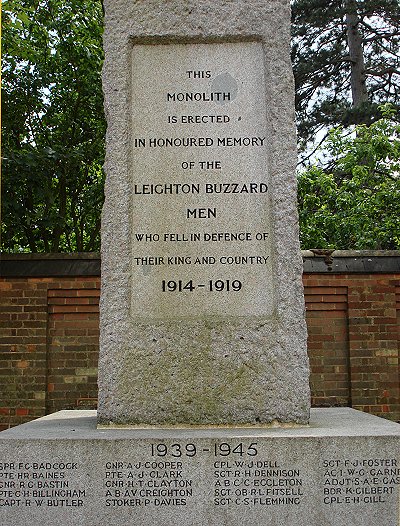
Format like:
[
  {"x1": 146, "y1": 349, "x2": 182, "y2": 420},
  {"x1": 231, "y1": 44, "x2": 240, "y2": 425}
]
[
  {"x1": 1, "y1": 409, "x2": 399, "y2": 526},
  {"x1": 98, "y1": 0, "x2": 310, "y2": 426}
]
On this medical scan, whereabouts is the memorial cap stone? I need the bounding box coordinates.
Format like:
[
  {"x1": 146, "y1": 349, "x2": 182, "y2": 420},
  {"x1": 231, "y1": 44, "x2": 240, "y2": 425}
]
[{"x1": 98, "y1": 0, "x2": 310, "y2": 426}]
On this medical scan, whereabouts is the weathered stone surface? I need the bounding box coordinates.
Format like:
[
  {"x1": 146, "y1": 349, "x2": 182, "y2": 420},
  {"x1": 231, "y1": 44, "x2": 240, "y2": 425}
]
[
  {"x1": 1, "y1": 409, "x2": 399, "y2": 525},
  {"x1": 99, "y1": 0, "x2": 310, "y2": 425}
]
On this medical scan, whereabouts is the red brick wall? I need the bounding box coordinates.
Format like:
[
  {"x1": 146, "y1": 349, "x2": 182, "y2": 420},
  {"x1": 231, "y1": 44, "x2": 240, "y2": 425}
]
[
  {"x1": 47, "y1": 285, "x2": 99, "y2": 414},
  {"x1": 0, "y1": 276, "x2": 100, "y2": 430},
  {"x1": 304, "y1": 274, "x2": 400, "y2": 422},
  {"x1": 305, "y1": 284, "x2": 349, "y2": 408},
  {"x1": 0, "y1": 277, "x2": 48, "y2": 429},
  {"x1": 1, "y1": 256, "x2": 399, "y2": 429}
]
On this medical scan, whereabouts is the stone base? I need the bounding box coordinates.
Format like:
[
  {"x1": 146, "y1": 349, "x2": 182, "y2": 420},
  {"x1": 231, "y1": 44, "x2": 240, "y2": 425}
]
[{"x1": 1, "y1": 408, "x2": 399, "y2": 525}]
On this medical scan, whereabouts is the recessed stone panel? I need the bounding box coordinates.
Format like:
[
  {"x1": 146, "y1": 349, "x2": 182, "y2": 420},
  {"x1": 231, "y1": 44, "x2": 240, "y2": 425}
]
[{"x1": 129, "y1": 42, "x2": 273, "y2": 319}]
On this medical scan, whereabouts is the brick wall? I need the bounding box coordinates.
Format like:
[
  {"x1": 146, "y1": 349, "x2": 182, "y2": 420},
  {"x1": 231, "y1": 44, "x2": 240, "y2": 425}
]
[
  {"x1": 0, "y1": 252, "x2": 399, "y2": 429},
  {"x1": 0, "y1": 273, "x2": 100, "y2": 430},
  {"x1": 47, "y1": 285, "x2": 99, "y2": 414},
  {"x1": 304, "y1": 274, "x2": 400, "y2": 421}
]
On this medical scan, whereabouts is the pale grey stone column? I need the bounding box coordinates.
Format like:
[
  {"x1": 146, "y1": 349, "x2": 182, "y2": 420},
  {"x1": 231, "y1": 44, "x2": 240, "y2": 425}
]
[{"x1": 99, "y1": 0, "x2": 310, "y2": 425}]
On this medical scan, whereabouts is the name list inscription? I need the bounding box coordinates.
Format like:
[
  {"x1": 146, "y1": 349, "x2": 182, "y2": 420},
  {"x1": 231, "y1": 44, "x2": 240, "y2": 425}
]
[
  {"x1": 2, "y1": 445, "x2": 398, "y2": 517},
  {"x1": 130, "y1": 42, "x2": 274, "y2": 318},
  {"x1": 321, "y1": 457, "x2": 400, "y2": 505},
  {"x1": 0, "y1": 461, "x2": 86, "y2": 508}
]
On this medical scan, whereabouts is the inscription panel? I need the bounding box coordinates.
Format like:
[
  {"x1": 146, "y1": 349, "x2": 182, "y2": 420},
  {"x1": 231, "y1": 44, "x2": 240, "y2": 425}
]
[
  {"x1": 321, "y1": 457, "x2": 400, "y2": 505},
  {"x1": 130, "y1": 42, "x2": 273, "y2": 319},
  {"x1": 1, "y1": 437, "x2": 399, "y2": 525},
  {"x1": 0, "y1": 461, "x2": 87, "y2": 509}
]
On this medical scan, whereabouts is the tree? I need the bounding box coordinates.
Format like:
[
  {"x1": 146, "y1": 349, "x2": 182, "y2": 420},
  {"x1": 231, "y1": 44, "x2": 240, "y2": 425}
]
[
  {"x1": 2, "y1": 0, "x2": 105, "y2": 252},
  {"x1": 3, "y1": 1, "x2": 399, "y2": 252},
  {"x1": 297, "y1": 106, "x2": 400, "y2": 249},
  {"x1": 292, "y1": 0, "x2": 400, "y2": 159}
]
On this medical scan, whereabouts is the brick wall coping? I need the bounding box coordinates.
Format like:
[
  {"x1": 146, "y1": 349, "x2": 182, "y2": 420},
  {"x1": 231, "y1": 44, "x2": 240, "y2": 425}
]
[
  {"x1": 1, "y1": 251, "x2": 399, "y2": 276},
  {"x1": 0, "y1": 253, "x2": 101, "y2": 277},
  {"x1": 302, "y1": 250, "x2": 400, "y2": 273}
]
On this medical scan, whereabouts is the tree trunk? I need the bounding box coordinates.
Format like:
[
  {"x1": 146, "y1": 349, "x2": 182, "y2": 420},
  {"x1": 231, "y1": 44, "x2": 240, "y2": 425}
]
[
  {"x1": 51, "y1": 165, "x2": 67, "y2": 252},
  {"x1": 345, "y1": 0, "x2": 368, "y2": 107}
]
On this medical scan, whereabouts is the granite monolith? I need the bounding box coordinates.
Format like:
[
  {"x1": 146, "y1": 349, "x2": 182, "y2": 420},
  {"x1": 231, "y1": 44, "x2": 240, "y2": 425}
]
[{"x1": 98, "y1": 0, "x2": 310, "y2": 427}]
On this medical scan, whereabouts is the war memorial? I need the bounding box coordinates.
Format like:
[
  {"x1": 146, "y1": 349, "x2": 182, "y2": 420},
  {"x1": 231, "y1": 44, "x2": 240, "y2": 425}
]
[{"x1": 1, "y1": 1, "x2": 399, "y2": 524}]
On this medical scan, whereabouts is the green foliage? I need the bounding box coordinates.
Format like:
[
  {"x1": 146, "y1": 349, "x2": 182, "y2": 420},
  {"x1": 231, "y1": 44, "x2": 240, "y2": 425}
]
[
  {"x1": 2, "y1": 1, "x2": 399, "y2": 252},
  {"x1": 2, "y1": 0, "x2": 105, "y2": 252},
  {"x1": 298, "y1": 108, "x2": 400, "y2": 249},
  {"x1": 292, "y1": 0, "x2": 400, "y2": 154}
]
